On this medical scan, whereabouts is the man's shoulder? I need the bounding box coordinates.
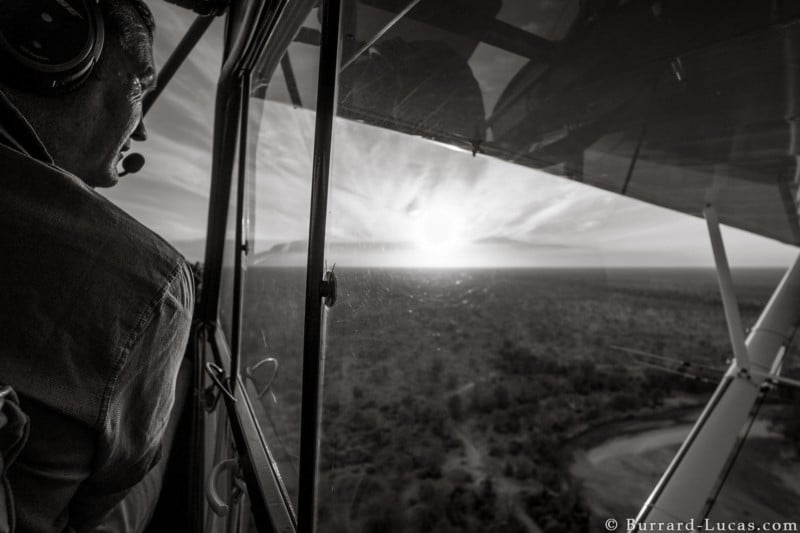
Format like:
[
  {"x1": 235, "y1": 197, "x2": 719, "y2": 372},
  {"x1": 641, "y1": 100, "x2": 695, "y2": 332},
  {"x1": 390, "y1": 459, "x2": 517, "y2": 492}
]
[
  {"x1": 0, "y1": 142, "x2": 194, "y2": 426},
  {"x1": 0, "y1": 142, "x2": 186, "y2": 290}
]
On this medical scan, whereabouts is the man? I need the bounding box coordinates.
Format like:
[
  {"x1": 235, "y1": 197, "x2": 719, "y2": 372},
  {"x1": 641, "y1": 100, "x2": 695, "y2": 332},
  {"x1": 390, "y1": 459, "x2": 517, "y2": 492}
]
[{"x1": 0, "y1": 1, "x2": 194, "y2": 530}]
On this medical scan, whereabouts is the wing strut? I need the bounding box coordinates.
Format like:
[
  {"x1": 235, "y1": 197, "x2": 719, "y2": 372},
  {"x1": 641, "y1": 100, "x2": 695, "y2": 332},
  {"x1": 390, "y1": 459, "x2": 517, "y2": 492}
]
[
  {"x1": 704, "y1": 204, "x2": 750, "y2": 372},
  {"x1": 634, "y1": 215, "x2": 800, "y2": 526}
]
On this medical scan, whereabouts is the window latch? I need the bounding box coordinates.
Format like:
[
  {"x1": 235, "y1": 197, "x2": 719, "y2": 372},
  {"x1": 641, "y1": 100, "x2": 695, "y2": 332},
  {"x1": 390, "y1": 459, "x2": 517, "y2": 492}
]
[
  {"x1": 203, "y1": 361, "x2": 237, "y2": 412},
  {"x1": 244, "y1": 357, "x2": 279, "y2": 400},
  {"x1": 320, "y1": 268, "x2": 338, "y2": 308}
]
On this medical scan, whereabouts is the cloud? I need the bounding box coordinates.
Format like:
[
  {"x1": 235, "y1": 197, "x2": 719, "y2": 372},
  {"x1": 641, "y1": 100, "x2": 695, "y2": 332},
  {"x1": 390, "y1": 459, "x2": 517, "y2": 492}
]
[{"x1": 98, "y1": 4, "x2": 796, "y2": 267}]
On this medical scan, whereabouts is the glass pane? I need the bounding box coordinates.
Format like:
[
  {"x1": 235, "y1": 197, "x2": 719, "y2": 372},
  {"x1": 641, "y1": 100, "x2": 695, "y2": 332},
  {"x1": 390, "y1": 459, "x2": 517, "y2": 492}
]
[
  {"x1": 309, "y1": 1, "x2": 799, "y2": 532},
  {"x1": 239, "y1": 8, "x2": 323, "y2": 510}
]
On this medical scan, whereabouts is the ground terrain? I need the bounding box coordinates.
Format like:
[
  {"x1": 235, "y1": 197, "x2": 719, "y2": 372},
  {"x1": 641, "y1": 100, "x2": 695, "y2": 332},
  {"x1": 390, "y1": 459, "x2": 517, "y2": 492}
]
[{"x1": 236, "y1": 267, "x2": 800, "y2": 532}]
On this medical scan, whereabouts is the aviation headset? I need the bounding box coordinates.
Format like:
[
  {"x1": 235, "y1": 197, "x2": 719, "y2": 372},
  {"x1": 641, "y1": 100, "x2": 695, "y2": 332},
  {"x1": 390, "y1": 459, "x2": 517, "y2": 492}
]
[{"x1": 0, "y1": 0, "x2": 105, "y2": 94}]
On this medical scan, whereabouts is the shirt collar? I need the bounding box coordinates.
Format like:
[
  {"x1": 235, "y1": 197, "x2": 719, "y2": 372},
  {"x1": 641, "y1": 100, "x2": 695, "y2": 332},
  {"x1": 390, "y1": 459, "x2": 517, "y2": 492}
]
[{"x1": 0, "y1": 89, "x2": 54, "y2": 164}]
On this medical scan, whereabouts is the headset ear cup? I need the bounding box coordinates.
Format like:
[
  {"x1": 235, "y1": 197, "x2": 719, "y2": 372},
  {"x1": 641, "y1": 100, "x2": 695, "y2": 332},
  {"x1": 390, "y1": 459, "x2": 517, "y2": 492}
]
[{"x1": 0, "y1": 0, "x2": 104, "y2": 94}]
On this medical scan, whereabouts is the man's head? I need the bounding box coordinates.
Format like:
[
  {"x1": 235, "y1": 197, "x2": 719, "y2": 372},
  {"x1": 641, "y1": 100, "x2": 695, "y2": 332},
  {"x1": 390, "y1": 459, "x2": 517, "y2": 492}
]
[{"x1": 1, "y1": 0, "x2": 156, "y2": 187}]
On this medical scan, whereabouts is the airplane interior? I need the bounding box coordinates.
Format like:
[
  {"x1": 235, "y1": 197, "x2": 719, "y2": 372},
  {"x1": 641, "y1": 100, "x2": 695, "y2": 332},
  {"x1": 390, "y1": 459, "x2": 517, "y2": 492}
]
[{"x1": 4, "y1": 0, "x2": 800, "y2": 532}]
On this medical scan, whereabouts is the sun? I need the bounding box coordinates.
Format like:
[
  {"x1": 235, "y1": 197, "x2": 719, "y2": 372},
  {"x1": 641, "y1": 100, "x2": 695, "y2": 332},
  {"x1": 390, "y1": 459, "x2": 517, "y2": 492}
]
[{"x1": 410, "y1": 203, "x2": 468, "y2": 253}]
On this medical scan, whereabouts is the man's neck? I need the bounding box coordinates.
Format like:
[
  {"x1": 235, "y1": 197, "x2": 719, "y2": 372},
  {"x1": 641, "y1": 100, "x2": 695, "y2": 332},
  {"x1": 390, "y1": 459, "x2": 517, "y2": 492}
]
[{"x1": 0, "y1": 88, "x2": 54, "y2": 163}]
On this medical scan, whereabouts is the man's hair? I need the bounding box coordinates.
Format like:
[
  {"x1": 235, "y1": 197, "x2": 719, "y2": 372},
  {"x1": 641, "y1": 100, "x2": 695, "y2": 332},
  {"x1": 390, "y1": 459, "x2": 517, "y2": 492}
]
[
  {"x1": 125, "y1": 0, "x2": 156, "y2": 35},
  {"x1": 103, "y1": 0, "x2": 156, "y2": 50}
]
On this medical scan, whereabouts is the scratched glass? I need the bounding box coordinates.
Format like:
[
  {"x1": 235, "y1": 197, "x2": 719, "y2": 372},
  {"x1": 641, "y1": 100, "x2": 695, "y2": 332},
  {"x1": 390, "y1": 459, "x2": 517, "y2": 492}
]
[
  {"x1": 237, "y1": 9, "x2": 324, "y2": 511},
  {"x1": 311, "y1": 1, "x2": 797, "y2": 531}
]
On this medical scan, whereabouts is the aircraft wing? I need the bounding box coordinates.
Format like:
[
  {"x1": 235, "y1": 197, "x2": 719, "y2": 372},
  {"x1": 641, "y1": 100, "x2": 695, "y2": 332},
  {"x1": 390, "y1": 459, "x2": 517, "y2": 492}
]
[{"x1": 280, "y1": 0, "x2": 800, "y2": 246}]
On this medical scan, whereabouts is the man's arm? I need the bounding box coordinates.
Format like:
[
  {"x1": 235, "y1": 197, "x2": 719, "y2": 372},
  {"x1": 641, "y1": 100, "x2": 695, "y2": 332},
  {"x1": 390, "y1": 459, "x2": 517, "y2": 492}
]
[
  {"x1": 69, "y1": 261, "x2": 194, "y2": 530},
  {"x1": 84, "y1": 358, "x2": 192, "y2": 533}
]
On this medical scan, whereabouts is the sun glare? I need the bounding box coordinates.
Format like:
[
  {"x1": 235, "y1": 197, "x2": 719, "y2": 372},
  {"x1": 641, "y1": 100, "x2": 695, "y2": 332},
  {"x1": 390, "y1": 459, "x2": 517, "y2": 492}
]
[{"x1": 408, "y1": 203, "x2": 470, "y2": 265}]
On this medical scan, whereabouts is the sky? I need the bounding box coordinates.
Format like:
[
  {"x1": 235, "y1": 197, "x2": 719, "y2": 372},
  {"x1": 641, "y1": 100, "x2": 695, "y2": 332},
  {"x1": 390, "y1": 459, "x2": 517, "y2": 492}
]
[{"x1": 101, "y1": 2, "x2": 799, "y2": 269}]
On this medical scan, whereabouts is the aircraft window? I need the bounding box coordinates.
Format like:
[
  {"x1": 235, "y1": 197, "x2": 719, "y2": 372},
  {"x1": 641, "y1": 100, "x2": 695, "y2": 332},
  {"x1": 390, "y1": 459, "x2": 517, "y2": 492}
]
[
  {"x1": 316, "y1": 124, "x2": 798, "y2": 530},
  {"x1": 238, "y1": 11, "x2": 325, "y2": 510},
  {"x1": 316, "y1": 116, "x2": 757, "y2": 530},
  {"x1": 233, "y1": 2, "x2": 800, "y2": 530},
  {"x1": 294, "y1": 2, "x2": 800, "y2": 532}
]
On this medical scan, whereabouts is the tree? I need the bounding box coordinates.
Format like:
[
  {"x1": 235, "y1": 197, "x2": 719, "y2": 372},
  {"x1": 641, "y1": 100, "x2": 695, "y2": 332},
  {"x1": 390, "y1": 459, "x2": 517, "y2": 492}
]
[
  {"x1": 493, "y1": 384, "x2": 510, "y2": 410},
  {"x1": 447, "y1": 394, "x2": 463, "y2": 421}
]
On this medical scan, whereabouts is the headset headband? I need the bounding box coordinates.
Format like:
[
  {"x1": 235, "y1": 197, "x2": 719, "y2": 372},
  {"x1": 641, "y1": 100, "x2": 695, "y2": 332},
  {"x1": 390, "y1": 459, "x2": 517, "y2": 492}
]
[{"x1": 0, "y1": 0, "x2": 105, "y2": 94}]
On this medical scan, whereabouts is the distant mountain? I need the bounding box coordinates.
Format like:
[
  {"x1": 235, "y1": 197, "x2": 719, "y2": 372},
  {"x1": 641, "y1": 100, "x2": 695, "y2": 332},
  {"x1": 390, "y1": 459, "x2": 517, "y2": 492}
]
[
  {"x1": 253, "y1": 240, "x2": 415, "y2": 260},
  {"x1": 178, "y1": 237, "x2": 584, "y2": 267},
  {"x1": 262, "y1": 240, "x2": 308, "y2": 255},
  {"x1": 472, "y1": 236, "x2": 574, "y2": 249}
]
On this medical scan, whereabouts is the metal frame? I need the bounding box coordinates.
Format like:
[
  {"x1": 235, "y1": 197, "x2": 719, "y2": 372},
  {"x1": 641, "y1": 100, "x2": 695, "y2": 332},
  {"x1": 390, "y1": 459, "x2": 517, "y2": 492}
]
[
  {"x1": 297, "y1": 1, "x2": 343, "y2": 532},
  {"x1": 209, "y1": 326, "x2": 297, "y2": 533},
  {"x1": 200, "y1": 0, "x2": 282, "y2": 325},
  {"x1": 279, "y1": 54, "x2": 303, "y2": 107},
  {"x1": 198, "y1": 1, "x2": 309, "y2": 531},
  {"x1": 228, "y1": 69, "x2": 252, "y2": 395}
]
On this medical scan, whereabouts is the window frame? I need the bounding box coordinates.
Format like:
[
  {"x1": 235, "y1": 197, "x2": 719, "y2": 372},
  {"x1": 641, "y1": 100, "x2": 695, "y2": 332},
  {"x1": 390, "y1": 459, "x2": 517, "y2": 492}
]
[
  {"x1": 208, "y1": 325, "x2": 298, "y2": 532},
  {"x1": 199, "y1": 0, "x2": 338, "y2": 531}
]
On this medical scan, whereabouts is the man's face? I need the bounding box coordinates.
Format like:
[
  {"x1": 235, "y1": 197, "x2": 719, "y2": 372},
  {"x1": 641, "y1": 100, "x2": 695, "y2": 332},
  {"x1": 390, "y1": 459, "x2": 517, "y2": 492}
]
[{"x1": 61, "y1": 5, "x2": 155, "y2": 188}]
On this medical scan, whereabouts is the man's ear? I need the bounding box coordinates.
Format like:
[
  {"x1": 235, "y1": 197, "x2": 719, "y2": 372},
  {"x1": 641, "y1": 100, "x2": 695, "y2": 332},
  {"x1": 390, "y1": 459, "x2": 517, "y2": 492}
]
[{"x1": 0, "y1": 0, "x2": 104, "y2": 94}]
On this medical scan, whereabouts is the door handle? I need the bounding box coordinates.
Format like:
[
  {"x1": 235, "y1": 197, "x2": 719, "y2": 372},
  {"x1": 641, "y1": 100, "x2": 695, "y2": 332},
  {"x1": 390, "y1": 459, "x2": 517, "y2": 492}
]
[
  {"x1": 244, "y1": 357, "x2": 279, "y2": 399},
  {"x1": 206, "y1": 458, "x2": 238, "y2": 516}
]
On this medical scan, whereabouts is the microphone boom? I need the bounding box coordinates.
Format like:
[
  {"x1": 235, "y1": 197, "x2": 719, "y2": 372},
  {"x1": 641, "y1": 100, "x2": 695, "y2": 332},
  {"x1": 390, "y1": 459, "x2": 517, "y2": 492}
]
[{"x1": 119, "y1": 153, "x2": 146, "y2": 176}]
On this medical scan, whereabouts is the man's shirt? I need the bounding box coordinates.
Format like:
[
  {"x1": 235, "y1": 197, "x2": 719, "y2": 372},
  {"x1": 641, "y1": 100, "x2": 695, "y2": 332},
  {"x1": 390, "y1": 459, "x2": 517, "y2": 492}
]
[{"x1": 0, "y1": 91, "x2": 194, "y2": 532}]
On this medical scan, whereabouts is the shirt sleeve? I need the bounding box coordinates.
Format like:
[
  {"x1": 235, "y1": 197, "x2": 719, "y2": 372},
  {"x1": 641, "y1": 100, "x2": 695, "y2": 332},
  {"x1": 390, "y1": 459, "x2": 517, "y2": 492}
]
[{"x1": 69, "y1": 261, "x2": 194, "y2": 529}]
